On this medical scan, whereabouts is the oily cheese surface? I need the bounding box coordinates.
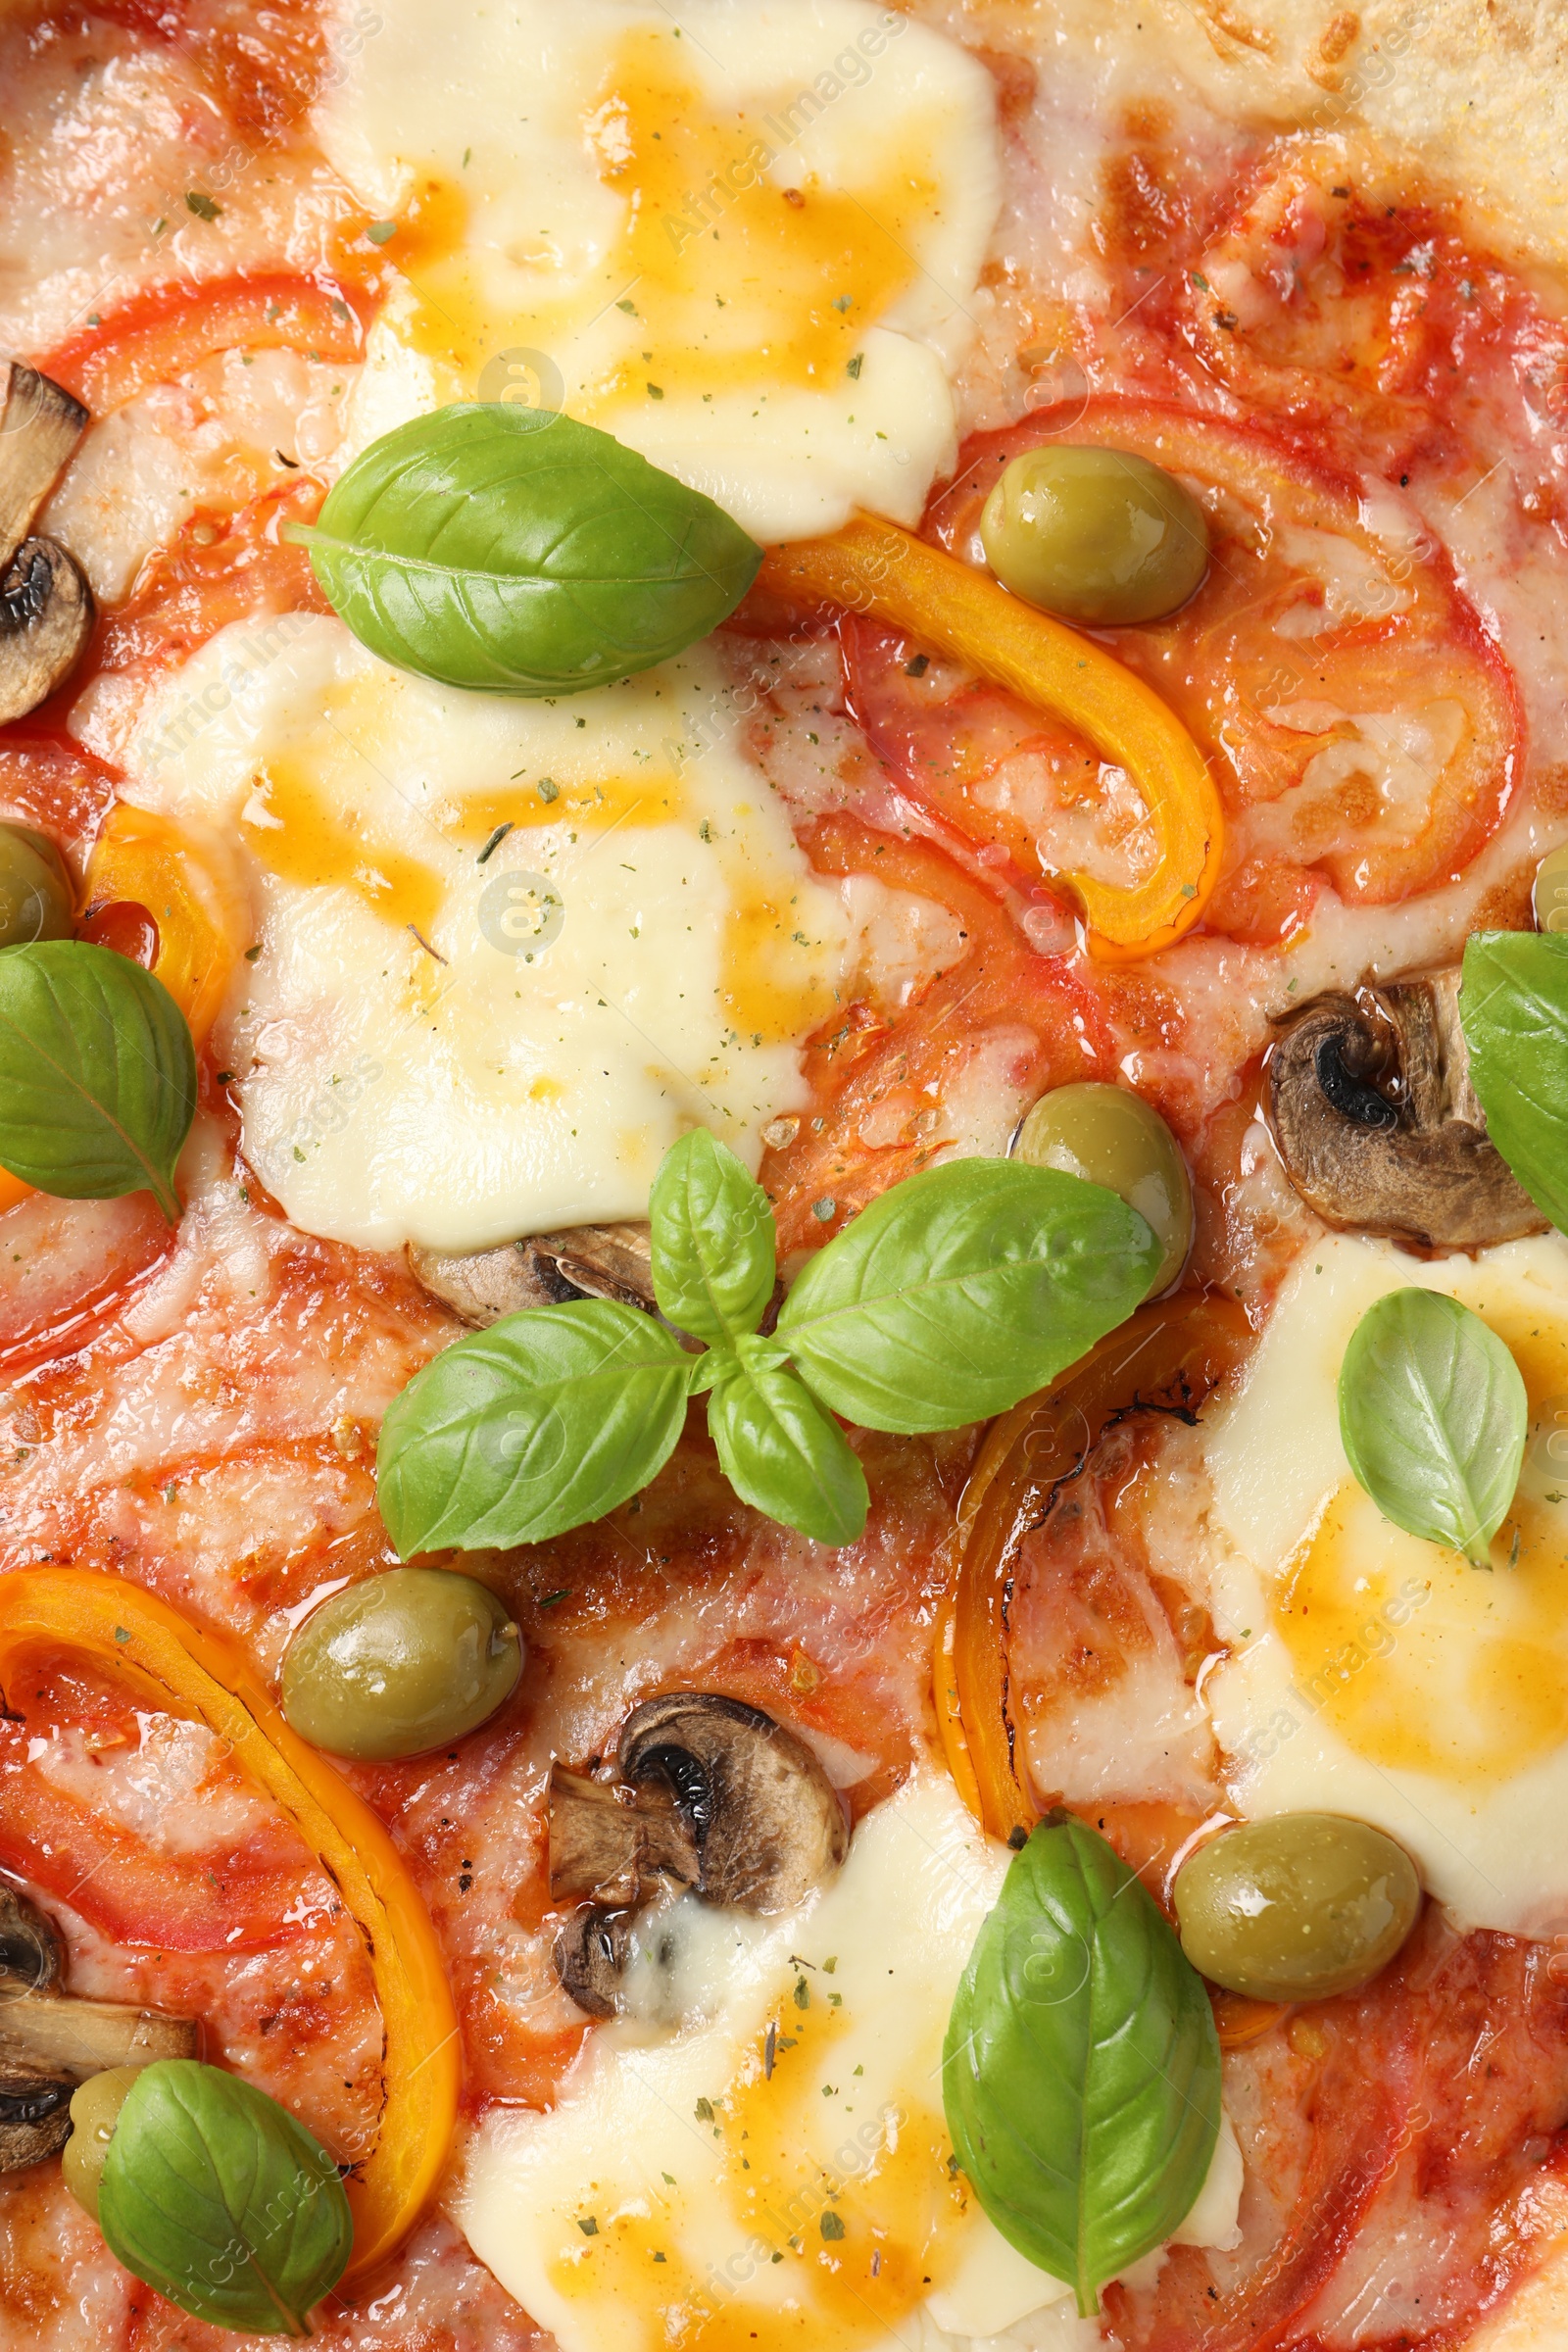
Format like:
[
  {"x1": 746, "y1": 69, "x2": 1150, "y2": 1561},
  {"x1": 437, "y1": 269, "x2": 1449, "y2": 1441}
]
[
  {"x1": 316, "y1": 0, "x2": 1003, "y2": 540},
  {"x1": 125, "y1": 620, "x2": 854, "y2": 1253}
]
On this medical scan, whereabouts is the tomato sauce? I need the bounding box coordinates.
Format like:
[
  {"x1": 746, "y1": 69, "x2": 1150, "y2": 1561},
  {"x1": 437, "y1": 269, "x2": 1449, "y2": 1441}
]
[{"x1": 3, "y1": 5, "x2": 1568, "y2": 2345}]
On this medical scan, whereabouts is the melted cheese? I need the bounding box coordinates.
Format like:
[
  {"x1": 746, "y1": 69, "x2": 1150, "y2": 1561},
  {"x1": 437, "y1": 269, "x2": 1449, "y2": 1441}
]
[
  {"x1": 314, "y1": 0, "x2": 1001, "y2": 539},
  {"x1": 126, "y1": 617, "x2": 851, "y2": 1251},
  {"x1": 1204, "y1": 1231, "x2": 1568, "y2": 1934},
  {"x1": 455, "y1": 1774, "x2": 1242, "y2": 2352}
]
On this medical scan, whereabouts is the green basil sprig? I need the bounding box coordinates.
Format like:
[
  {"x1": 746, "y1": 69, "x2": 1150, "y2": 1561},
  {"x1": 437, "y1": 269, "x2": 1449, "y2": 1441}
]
[
  {"x1": 289, "y1": 406, "x2": 761, "y2": 696},
  {"x1": 1460, "y1": 929, "x2": 1568, "y2": 1232},
  {"x1": 1338, "y1": 1287, "x2": 1526, "y2": 1568},
  {"x1": 0, "y1": 941, "x2": 196, "y2": 1221},
  {"x1": 377, "y1": 1298, "x2": 695, "y2": 1553},
  {"x1": 376, "y1": 1129, "x2": 1159, "y2": 1555},
  {"x1": 943, "y1": 1814, "x2": 1220, "y2": 2317},
  {"x1": 97, "y1": 2060, "x2": 352, "y2": 2336}
]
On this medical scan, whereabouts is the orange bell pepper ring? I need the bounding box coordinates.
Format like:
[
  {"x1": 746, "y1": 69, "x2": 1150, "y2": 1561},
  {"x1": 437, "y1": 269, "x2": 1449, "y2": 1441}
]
[
  {"x1": 758, "y1": 515, "x2": 1225, "y2": 960},
  {"x1": 83, "y1": 804, "x2": 248, "y2": 1046},
  {"x1": 934, "y1": 1294, "x2": 1250, "y2": 1842},
  {"x1": 0, "y1": 1570, "x2": 459, "y2": 2279}
]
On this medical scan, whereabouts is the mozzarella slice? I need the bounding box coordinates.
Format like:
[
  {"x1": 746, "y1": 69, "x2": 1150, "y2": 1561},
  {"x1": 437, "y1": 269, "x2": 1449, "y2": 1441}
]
[
  {"x1": 455, "y1": 1773, "x2": 1242, "y2": 2352},
  {"x1": 1204, "y1": 1230, "x2": 1568, "y2": 1935},
  {"x1": 315, "y1": 0, "x2": 1001, "y2": 539},
  {"x1": 126, "y1": 617, "x2": 851, "y2": 1252}
]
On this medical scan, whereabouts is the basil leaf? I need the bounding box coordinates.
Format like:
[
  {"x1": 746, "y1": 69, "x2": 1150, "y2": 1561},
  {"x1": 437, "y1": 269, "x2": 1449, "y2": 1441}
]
[
  {"x1": 776, "y1": 1160, "x2": 1159, "y2": 1435},
  {"x1": 943, "y1": 1815, "x2": 1220, "y2": 2318},
  {"x1": 376, "y1": 1298, "x2": 695, "y2": 1554},
  {"x1": 97, "y1": 2059, "x2": 351, "y2": 2336},
  {"x1": 707, "y1": 1336, "x2": 868, "y2": 1545},
  {"x1": 650, "y1": 1127, "x2": 776, "y2": 1345},
  {"x1": 1338, "y1": 1287, "x2": 1526, "y2": 1568},
  {"x1": 1460, "y1": 929, "x2": 1568, "y2": 1231},
  {"x1": 0, "y1": 941, "x2": 195, "y2": 1221},
  {"x1": 294, "y1": 406, "x2": 761, "y2": 696}
]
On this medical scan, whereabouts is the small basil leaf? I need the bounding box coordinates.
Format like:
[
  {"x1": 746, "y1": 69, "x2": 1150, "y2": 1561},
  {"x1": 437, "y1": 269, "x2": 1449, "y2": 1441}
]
[
  {"x1": 1460, "y1": 930, "x2": 1568, "y2": 1231},
  {"x1": 650, "y1": 1127, "x2": 776, "y2": 1344},
  {"x1": 376, "y1": 1298, "x2": 695, "y2": 1553},
  {"x1": 776, "y1": 1160, "x2": 1159, "y2": 1434},
  {"x1": 943, "y1": 1815, "x2": 1220, "y2": 2318},
  {"x1": 707, "y1": 1338, "x2": 868, "y2": 1545},
  {"x1": 97, "y1": 2059, "x2": 351, "y2": 2336},
  {"x1": 294, "y1": 406, "x2": 761, "y2": 696},
  {"x1": 1338, "y1": 1287, "x2": 1527, "y2": 1568},
  {"x1": 0, "y1": 941, "x2": 195, "y2": 1221}
]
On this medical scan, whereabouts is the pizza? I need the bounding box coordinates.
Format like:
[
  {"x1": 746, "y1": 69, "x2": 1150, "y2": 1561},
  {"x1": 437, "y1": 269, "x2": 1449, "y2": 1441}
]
[{"x1": 4, "y1": 0, "x2": 1568, "y2": 2344}]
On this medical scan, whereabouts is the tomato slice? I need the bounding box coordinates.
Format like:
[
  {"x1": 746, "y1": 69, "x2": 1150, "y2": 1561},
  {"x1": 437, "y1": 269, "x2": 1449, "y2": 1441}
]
[
  {"x1": 861, "y1": 397, "x2": 1522, "y2": 932},
  {"x1": 88, "y1": 0, "x2": 329, "y2": 140},
  {"x1": 0, "y1": 1194, "x2": 176, "y2": 1370},
  {"x1": 0, "y1": 1659, "x2": 330, "y2": 1952},
  {"x1": 1108, "y1": 1921, "x2": 1568, "y2": 2350},
  {"x1": 1177, "y1": 163, "x2": 1558, "y2": 468},
  {"x1": 760, "y1": 816, "x2": 1119, "y2": 1257},
  {"x1": 40, "y1": 273, "x2": 371, "y2": 416},
  {"x1": 88, "y1": 473, "x2": 327, "y2": 690}
]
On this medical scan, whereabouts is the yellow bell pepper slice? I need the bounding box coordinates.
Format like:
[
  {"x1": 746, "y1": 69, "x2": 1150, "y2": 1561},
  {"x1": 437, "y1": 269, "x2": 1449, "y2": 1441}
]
[
  {"x1": 758, "y1": 514, "x2": 1225, "y2": 959},
  {"x1": 83, "y1": 804, "x2": 248, "y2": 1046},
  {"x1": 0, "y1": 1570, "x2": 460, "y2": 2279},
  {"x1": 936, "y1": 1295, "x2": 1250, "y2": 1842}
]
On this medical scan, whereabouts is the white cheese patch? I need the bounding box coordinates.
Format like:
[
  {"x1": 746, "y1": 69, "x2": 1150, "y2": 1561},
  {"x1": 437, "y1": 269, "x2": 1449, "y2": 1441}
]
[
  {"x1": 455, "y1": 1773, "x2": 1242, "y2": 2352},
  {"x1": 1204, "y1": 1230, "x2": 1568, "y2": 1935},
  {"x1": 314, "y1": 0, "x2": 1001, "y2": 540},
  {"x1": 126, "y1": 616, "x2": 852, "y2": 1252}
]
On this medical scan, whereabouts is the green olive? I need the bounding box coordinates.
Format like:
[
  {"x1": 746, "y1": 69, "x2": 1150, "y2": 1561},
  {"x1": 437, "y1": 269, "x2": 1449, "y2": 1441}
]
[
  {"x1": 1535, "y1": 844, "x2": 1568, "y2": 934},
  {"x1": 1013, "y1": 1082, "x2": 1193, "y2": 1294},
  {"x1": 1173, "y1": 1813, "x2": 1422, "y2": 2003},
  {"x1": 62, "y1": 2065, "x2": 141, "y2": 2222},
  {"x1": 980, "y1": 445, "x2": 1209, "y2": 625},
  {"x1": 281, "y1": 1568, "x2": 523, "y2": 1761},
  {"x1": 0, "y1": 823, "x2": 73, "y2": 949}
]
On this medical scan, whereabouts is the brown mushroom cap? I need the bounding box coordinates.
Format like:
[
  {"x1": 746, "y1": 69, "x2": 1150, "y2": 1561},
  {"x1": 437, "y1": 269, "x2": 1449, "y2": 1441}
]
[
  {"x1": 0, "y1": 363, "x2": 92, "y2": 723},
  {"x1": 618, "y1": 1693, "x2": 848, "y2": 1916},
  {"x1": 1268, "y1": 968, "x2": 1546, "y2": 1252},
  {"x1": 547, "y1": 1695, "x2": 849, "y2": 2017},
  {"x1": 0, "y1": 1886, "x2": 62, "y2": 1992},
  {"x1": 553, "y1": 1906, "x2": 634, "y2": 2020},
  {"x1": 0, "y1": 538, "x2": 93, "y2": 726},
  {"x1": 0, "y1": 1885, "x2": 196, "y2": 2173},
  {"x1": 409, "y1": 1221, "x2": 658, "y2": 1328}
]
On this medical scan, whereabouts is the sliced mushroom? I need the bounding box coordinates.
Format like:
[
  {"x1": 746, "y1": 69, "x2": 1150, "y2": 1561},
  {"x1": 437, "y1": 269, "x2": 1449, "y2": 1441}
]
[
  {"x1": 0, "y1": 1885, "x2": 62, "y2": 1991},
  {"x1": 409, "y1": 1221, "x2": 658, "y2": 1328},
  {"x1": 0, "y1": 1991, "x2": 196, "y2": 2082},
  {"x1": 553, "y1": 1905, "x2": 635, "y2": 2020},
  {"x1": 548, "y1": 1694, "x2": 848, "y2": 2018},
  {"x1": 619, "y1": 1694, "x2": 848, "y2": 1914},
  {"x1": 0, "y1": 364, "x2": 87, "y2": 557},
  {"x1": 0, "y1": 363, "x2": 92, "y2": 723},
  {"x1": 0, "y1": 539, "x2": 93, "y2": 725},
  {"x1": 1268, "y1": 967, "x2": 1546, "y2": 1251},
  {"x1": 0, "y1": 1884, "x2": 196, "y2": 2173},
  {"x1": 0, "y1": 2079, "x2": 74, "y2": 2171},
  {"x1": 548, "y1": 1764, "x2": 700, "y2": 1909}
]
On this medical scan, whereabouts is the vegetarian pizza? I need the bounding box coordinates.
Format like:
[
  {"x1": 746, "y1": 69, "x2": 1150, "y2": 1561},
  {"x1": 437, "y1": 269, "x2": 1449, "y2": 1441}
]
[{"x1": 4, "y1": 0, "x2": 1568, "y2": 2345}]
